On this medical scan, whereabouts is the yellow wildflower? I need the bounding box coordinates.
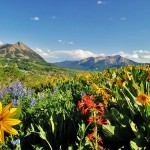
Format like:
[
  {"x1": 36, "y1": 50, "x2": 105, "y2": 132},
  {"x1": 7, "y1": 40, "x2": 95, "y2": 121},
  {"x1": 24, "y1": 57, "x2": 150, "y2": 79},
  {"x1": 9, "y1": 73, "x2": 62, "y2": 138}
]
[
  {"x1": 91, "y1": 84, "x2": 101, "y2": 95},
  {"x1": 147, "y1": 71, "x2": 150, "y2": 81},
  {"x1": 0, "y1": 102, "x2": 21, "y2": 143},
  {"x1": 136, "y1": 94, "x2": 150, "y2": 106},
  {"x1": 101, "y1": 89, "x2": 111, "y2": 107},
  {"x1": 127, "y1": 64, "x2": 133, "y2": 70},
  {"x1": 117, "y1": 77, "x2": 126, "y2": 87}
]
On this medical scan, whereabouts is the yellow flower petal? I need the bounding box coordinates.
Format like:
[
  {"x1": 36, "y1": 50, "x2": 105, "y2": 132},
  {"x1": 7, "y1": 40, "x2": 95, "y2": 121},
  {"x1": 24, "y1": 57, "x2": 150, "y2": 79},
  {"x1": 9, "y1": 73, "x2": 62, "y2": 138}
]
[
  {"x1": 0, "y1": 102, "x2": 2, "y2": 114},
  {"x1": 0, "y1": 102, "x2": 21, "y2": 143},
  {"x1": 2, "y1": 123, "x2": 18, "y2": 135},
  {"x1": 3, "y1": 108, "x2": 17, "y2": 119},
  {"x1": 1, "y1": 110, "x2": 9, "y2": 118},
  {"x1": 0, "y1": 130, "x2": 4, "y2": 143},
  {"x1": 2, "y1": 103, "x2": 12, "y2": 114},
  {"x1": 136, "y1": 94, "x2": 150, "y2": 105},
  {"x1": 10, "y1": 108, "x2": 17, "y2": 114},
  {"x1": 3, "y1": 119, "x2": 21, "y2": 126}
]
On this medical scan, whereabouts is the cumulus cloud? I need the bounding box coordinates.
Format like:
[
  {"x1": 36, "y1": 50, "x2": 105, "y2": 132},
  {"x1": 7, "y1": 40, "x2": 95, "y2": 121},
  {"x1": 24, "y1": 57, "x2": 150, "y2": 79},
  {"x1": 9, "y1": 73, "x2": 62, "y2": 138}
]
[
  {"x1": 0, "y1": 41, "x2": 3, "y2": 45},
  {"x1": 97, "y1": 0, "x2": 105, "y2": 5},
  {"x1": 114, "y1": 50, "x2": 150, "y2": 63},
  {"x1": 67, "y1": 41, "x2": 74, "y2": 45},
  {"x1": 31, "y1": 16, "x2": 40, "y2": 21},
  {"x1": 58, "y1": 40, "x2": 62, "y2": 43},
  {"x1": 34, "y1": 48, "x2": 105, "y2": 63},
  {"x1": 113, "y1": 51, "x2": 138, "y2": 59},
  {"x1": 34, "y1": 47, "x2": 150, "y2": 63}
]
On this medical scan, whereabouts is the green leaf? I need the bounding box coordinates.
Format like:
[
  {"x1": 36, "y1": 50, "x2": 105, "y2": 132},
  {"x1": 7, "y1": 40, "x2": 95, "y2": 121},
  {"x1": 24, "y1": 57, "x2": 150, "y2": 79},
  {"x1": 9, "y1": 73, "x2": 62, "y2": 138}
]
[
  {"x1": 13, "y1": 103, "x2": 22, "y2": 119},
  {"x1": 130, "y1": 121, "x2": 137, "y2": 132},
  {"x1": 146, "y1": 106, "x2": 150, "y2": 116},
  {"x1": 140, "y1": 71, "x2": 148, "y2": 85},
  {"x1": 130, "y1": 140, "x2": 142, "y2": 150},
  {"x1": 140, "y1": 82, "x2": 144, "y2": 94},
  {"x1": 102, "y1": 124, "x2": 130, "y2": 142},
  {"x1": 37, "y1": 125, "x2": 46, "y2": 140},
  {"x1": 110, "y1": 108, "x2": 130, "y2": 127},
  {"x1": 50, "y1": 116, "x2": 55, "y2": 134},
  {"x1": 32, "y1": 145, "x2": 44, "y2": 150},
  {"x1": 130, "y1": 138, "x2": 147, "y2": 150},
  {"x1": 129, "y1": 121, "x2": 143, "y2": 139}
]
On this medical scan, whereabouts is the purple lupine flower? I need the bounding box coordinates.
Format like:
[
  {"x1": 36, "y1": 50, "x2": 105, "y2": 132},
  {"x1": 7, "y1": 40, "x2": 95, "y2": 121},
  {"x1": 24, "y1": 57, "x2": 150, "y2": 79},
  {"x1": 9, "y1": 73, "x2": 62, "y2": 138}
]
[
  {"x1": 12, "y1": 99, "x2": 20, "y2": 107},
  {"x1": 0, "y1": 92, "x2": 3, "y2": 99},
  {"x1": 27, "y1": 88, "x2": 32, "y2": 96},
  {"x1": 54, "y1": 86, "x2": 58, "y2": 91},
  {"x1": 7, "y1": 83, "x2": 15, "y2": 92},
  {"x1": 82, "y1": 92, "x2": 86, "y2": 96},
  {"x1": 12, "y1": 90, "x2": 17, "y2": 97},
  {"x1": 12, "y1": 139, "x2": 20, "y2": 146},
  {"x1": 30, "y1": 97, "x2": 36, "y2": 106},
  {"x1": 16, "y1": 82, "x2": 23, "y2": 90}
]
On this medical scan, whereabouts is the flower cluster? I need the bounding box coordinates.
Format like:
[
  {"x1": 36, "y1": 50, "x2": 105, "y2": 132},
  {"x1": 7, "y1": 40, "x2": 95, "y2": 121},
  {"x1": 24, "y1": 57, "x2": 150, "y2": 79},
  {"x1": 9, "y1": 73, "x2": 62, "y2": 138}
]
[
  {"x1": 136, "y1": 93, "x2": 150, "y2": 106},
  {"x1": 101, "y1": 89, "x2": 111, "y2": 107},
  {"x1": 78, "y1": 95, "x2": 110, "y2": 149}
]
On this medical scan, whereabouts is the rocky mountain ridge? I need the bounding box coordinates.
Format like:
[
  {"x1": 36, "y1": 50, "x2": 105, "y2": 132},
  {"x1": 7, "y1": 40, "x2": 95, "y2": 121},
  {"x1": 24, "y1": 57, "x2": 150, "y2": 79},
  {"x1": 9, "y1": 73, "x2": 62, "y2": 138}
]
[
  {"x1": 0, "y1": 42, "x2": 46, "y2": 63},
  {"x1": 54, "y1": 55, "x2": 138, "y2": 71}
]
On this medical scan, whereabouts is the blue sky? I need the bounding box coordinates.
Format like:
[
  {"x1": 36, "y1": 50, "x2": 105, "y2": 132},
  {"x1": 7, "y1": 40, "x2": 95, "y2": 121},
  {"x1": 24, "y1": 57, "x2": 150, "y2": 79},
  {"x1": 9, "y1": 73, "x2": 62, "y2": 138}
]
[{"x1": 0, "y1": 0, "x2": 150, "y2": 63}]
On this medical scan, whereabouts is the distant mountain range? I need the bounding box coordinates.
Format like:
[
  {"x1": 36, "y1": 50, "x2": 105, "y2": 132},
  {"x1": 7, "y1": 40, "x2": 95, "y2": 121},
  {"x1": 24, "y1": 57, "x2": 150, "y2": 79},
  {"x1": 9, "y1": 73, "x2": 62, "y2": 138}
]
[
  {"x1": 0, "y1": 42, "x2": 46, "y2": 63},
  {"x1": 0, "y1": 42, "x2": 139, "y2": 71},
  {"x1": 54, "y1": 55, "x2": 138, "y2": 71}
]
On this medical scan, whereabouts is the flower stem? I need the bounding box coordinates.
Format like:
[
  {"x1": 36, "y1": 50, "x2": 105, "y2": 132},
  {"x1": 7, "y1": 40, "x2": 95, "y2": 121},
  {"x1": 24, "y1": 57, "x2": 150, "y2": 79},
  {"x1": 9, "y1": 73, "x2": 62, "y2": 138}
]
[{"x1": 93, "y1": 111, "x2": 98, "y2": 150}]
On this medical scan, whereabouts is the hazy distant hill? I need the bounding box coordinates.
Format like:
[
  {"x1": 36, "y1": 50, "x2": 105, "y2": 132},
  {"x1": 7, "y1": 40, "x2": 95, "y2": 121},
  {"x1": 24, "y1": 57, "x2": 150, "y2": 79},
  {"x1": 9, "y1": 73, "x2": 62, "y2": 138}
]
[
  {"x1": 54, "y1": 55, "x2": 138, "y2": 71},
  {"x1": 0, "y1": 42, "x2": 46, "y2": 63}
]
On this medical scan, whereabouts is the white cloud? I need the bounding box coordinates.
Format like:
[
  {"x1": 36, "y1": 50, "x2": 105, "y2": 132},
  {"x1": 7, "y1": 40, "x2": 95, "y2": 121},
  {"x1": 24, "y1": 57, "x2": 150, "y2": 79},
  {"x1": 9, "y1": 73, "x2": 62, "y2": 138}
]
[
  {"x1": 58, "y1": 40, "x2": 62, "y2": 43},
  {"x1": 97, "y1": 0, "x2": 105, "y2": 5},
  {"x1": 58, "y1": 39, "x2": 65, "y2": 44},
  {"x1": 0, "y1": 41, "x2": 3, "y2": 45},
  {"x1": 58, "y1": 40, "x2": 74, "y2": 45},
  {"x1": 33, "y1": 48, "x2": 105, "y2": 63},
  {"x1": 67, "y1": 41, "x2": 74, "y2": 45},
  {"x1": 113, "y1": 51, "x2": 138, "y2": 59},
  {"x1": 120, "y1": 17, "x2": 127, "y2": 21},
  {"x1": 114, "y1": 50, "x2": 150, "y2": 63},
  {"x1": 31, "y1": 16, "x2": 40, "y2": 21},
  {"x1": 34, "y1": 47, "x2": 150, "y2": 63}
]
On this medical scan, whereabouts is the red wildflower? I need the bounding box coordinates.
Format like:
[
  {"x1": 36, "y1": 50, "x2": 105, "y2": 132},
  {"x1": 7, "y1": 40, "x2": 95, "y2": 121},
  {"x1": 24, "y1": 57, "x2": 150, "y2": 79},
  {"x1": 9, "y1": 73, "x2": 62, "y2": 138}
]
[
  {"x1": 87, "y1": 130, "x2": 96, "y2": 140},
  {"x1": 81, "y1": 107, "x2": 89, "y2": 114},
  {"x1": 96, "y1": 117, "x2": 110, "y2": 125},
  {"x1": 77, "y1": 101, "x2": 84, "y2": 108},
  {"x1": 87, "y1": 116, "x2": 94, "y2": 124},
  {"x1": 84, "y1": 99, "x2": 96, "y2": 109},
  {"x1": 82, "y1": 95, "x2": 94, "y2": 101},
  {"x1": 98, "y1": 138, "x2": 103, "y2": 144},
  {"x1": 96, "y1": 103, "x2": 105, "y2": 115}
]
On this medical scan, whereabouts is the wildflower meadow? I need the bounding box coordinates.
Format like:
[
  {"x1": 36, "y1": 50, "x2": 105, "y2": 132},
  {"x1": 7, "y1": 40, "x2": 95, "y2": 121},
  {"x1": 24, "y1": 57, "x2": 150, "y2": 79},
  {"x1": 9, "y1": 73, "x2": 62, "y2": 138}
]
[{"x1": 0, "y1": 64, "x2": 150, "y2": 149}]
